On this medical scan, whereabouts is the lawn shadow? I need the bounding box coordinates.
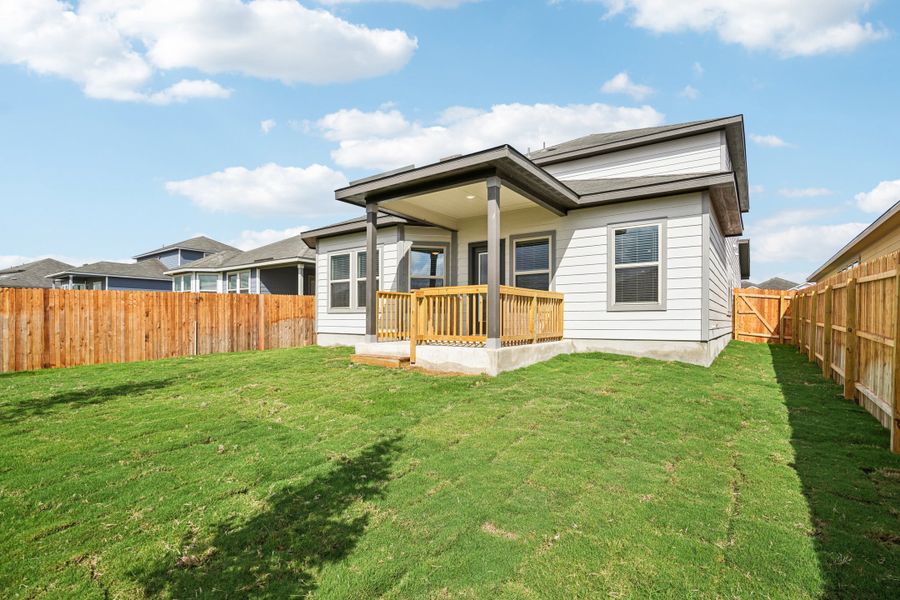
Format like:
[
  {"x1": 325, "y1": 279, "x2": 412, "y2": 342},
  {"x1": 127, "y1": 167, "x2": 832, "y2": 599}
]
[
  {"x1": 132, "y1": 435, "x2": 402, "y2": 598},
  {"x1": 767, "y1": 344, "x2": 900, "y2": 598},
  {"x1": 0, "y1": 378, "x2": 175, "y2": 425}
]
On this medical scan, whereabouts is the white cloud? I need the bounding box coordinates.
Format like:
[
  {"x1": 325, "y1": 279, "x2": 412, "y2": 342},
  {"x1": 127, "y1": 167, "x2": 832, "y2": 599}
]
[
  {"x1": 148, "y1": 79, "x2": 232, "y2": 105},
  {"x1": 316, "y1": 0, "x2": 475, "y2": 7},
  {"x1": 854, "y1": 179, "x2": 900, "y2": 213},
  {"x1": 750, "y1": 184, "x2": 765, "y2": 195},
  {"x1": 229, "y1": 226, "x2": 311, "y2": 250},
  {"x1": 692, "y1": 61, "x2": 704, "y2": 77},
  {"x1": 596, "y1": 0, "x2": 888, "y2": 56},
  {"x1": 260, "y1": 119, "x2": 277, "y2": 134},
  {"x1": 751, "y1": 221, "x2": 867, "y2": 263},
  {"x1": 600, "y1": 71, "x2": 654, "y2": 101},
  {"x1": 778, "y1": 187, "x2": 833, "y2": 198},
  {"x1": 750, "y1": 133, "x2": 791, "y2": 148},
  {"x1": 165, "y1": 163, "x2": 350, "y2": 216},
  {"x1": 0, "y1": 0, "x2": 417, "y2": 102},
  {"x1": 679, "y1": 85, "x2": 700, "y2": 99},
  {"x1": 315, "y1": 102, "x2": 664, "y2": 171}
]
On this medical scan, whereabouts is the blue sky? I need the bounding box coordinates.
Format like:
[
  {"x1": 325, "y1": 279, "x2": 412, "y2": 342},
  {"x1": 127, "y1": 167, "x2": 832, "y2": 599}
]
[{"x1": 1, "y1": 0, "x2": 898, "y2": 284}]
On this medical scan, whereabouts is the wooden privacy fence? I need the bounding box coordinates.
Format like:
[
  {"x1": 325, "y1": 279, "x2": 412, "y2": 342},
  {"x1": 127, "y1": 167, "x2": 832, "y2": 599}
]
[
  {"x1": 0, "y1": 288, "x2": 316, "y2": 373},
  {"x1": 734, "y1": 250, "x2": 900, "y2": 454},
  {"x1": 732, "y1": 288, "x2": 795, "y2": 344}
]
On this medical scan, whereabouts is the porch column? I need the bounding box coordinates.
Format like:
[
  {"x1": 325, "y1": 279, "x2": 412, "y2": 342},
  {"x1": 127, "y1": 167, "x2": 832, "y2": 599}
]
[
  {"x1": 365, "y1": 201, "x2": 378, "y2": 342},
  {"x1": 486, "y1": 176, "x2": 501, "y2": 349}
]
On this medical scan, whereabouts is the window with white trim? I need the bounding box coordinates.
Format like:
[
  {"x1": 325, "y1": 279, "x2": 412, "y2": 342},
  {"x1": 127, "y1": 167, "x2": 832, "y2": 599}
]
[
  {"x1": 356, "y1": 250, "x2": 380, "y2": 307},
  {"x1": 610, "y1": 222, "x2": 664, "y2": 310},
  {"x1": 513, "y1": 236, "x2": 551, "y2": 291},
  {"x1": 227, "y1": 270, "x2": 251, "y2": 294},
  {"x1": 198, "y1": 274, "x2": 218, "y2": 293},
  {"x1": 174, "y1": 274, "x2": 192, "y2": 292},
  {"x1": 410, "y1": 247, "x2": 445, "y2": 289},
  {"x1": 330, "y1": 254, "x2": 351, "y2": 308}
]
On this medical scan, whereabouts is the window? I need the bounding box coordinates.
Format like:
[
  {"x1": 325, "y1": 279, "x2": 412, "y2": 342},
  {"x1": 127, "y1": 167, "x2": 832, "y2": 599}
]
[
  {"x1": 356, "y1": 250, "x2": 380, "y2": 307},
  {"x1": 609, "y1": 222, "x2": 665, "y2": 310},
  {"x1": 410, "y1": 247, "x2": 445, "y2": 289},
  {"x1": 174, "y1": 274, "x2": 192, "y2": 292},
  {"x1": 198, "y1": 274, "x2": 218, "y2": 293},
  {"x1": 227, "y1": 270, "x2": 251, "y2": 294},
  {"x1": 328, "y1": 249, "x2": 381, "y2": 311},
  {"x1": 330, "y1": 254, "x2": 351, "y2": 308},
  {"x1": 513, "y1": 236, "x2": 551, "y2": 291}
]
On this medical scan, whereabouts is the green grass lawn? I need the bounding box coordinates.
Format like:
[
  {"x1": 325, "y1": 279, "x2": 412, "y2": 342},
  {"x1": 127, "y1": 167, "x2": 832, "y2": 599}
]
[{"x1": 0, "y1": 342, "x2": 897, "y2": 599}]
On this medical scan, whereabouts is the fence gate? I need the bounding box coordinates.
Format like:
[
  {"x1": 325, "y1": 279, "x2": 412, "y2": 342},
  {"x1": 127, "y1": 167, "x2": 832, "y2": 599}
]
[{"x1": 732, "y1": 289, "x2": 794, "y2": 344}]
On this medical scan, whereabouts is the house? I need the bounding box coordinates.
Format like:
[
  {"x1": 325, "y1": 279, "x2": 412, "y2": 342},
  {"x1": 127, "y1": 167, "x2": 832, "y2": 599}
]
[
  {"x1": 742, "y1": 277, "x2": 799, "y2": 290},
  {"x1": 808, "y1": 199, "x2": 900, "y2": 282},
  {"x1": 132, "y1": 235, "x2": 238, "y2": 269},
  {"x1": 301, "y1": 115, "x2": 752, "y2": 374},
  {"x1": 46, "y1": 259, "x2": 173, "y2": 291},
  {"x1": 0, "y1": 258, "x2": 73, "y2": 289},
  {"x1": 166, "y1": 235, "x2": 316, "y2": 295},
  {"x1": 45, "y1": 235, "x2": 237, "y2": 292}
]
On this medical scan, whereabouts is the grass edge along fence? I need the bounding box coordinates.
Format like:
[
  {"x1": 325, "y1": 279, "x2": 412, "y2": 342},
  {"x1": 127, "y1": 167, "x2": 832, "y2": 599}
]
[
  {"x1": 0, "y1": 288, "x2": 315, "y2": 374},
  {"x1": 735, "y1": 250, "x2": 900, "y2": 454}
]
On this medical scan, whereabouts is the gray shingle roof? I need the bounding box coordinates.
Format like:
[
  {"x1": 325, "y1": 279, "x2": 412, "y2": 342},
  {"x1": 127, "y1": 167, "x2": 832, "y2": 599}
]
[
  {"x1": 133, "y1": 235, "x2": 238, "y2": 259},
  {"x1": 0, "y1": 258, "x2": 74, "y2": 288},
  {"x1": 755, "y1": 277, "x2": 800, "y2": 291},
  {"x1": 49, "y1": 259, "x2": 171, "y2": 280},
  {"x1": 167, "y1": 235, "x2": 315, "y2": 273}
]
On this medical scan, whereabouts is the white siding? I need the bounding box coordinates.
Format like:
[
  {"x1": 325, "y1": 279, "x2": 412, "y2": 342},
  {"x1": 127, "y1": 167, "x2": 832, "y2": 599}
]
[
  {"x1": 316, "y1": 194, "x2": 707, "y2": 342},
  {"x1": 707, "y1": 199, "x2": 741, "y2": 340},
  {"x1": 315, "y1": 228, "x2": 399, "y2": 336},
  {"x1": 544, "y1": 131, "x2": 724, "y2": 181},
  {"x1": 454, "y1": 193, "x2": 704, "y2": 342}
]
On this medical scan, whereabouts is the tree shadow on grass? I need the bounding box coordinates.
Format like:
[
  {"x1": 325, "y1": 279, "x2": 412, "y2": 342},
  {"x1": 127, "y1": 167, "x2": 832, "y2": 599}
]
[
  {"x1": 768, "y1": 344, "x2": 900, "y2": 599},
  {"x1": 0, "y1": 378, "x2": 175, "y2": 425},
  {"x1": 132, "y1": 435, "x2": 402, "y2": 598}
]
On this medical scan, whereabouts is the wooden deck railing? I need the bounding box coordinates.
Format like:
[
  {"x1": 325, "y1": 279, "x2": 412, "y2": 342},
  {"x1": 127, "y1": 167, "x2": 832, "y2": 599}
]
[
  {"x1": 376, "y1": 285, "x2": 565, "y2": 360},
  {"x1": 375, "y1": 291, "x2": 413, "y2": 341}
]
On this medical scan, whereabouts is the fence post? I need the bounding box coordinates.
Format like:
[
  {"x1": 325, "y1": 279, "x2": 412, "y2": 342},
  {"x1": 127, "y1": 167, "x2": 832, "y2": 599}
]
[
  {"x1": 797, "y1": 293, "x2": 805, "y2": 350},
  {"x1": 823, "y1": 286, "x2": 833, "y2": 379},
  {"x1": 844, "y1": 279, "x2": 858, "y2": 401},
  {"x1": 893, "y1": 260, "x2": 900, "y2": 453},
  {"x1": 258, "y1": 294, "x2": 265, "y2": 351},
  {"x1": 807, "y1": 290, "x2": 817, "y2": 362},
  {"x1": 409, "y1": 293, "x2": 418, "y2": 364},
  {"x1": 530, "y1": 294, "x2": 538, "y2": 343},
  {"x1": 778, "y1": 294, "x2": 785, "y2": 345}
]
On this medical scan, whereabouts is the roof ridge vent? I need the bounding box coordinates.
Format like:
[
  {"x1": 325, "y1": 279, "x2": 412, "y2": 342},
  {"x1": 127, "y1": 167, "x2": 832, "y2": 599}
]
[{"x1": 439, "y1": 154, "x2": 462, "y2": 162}]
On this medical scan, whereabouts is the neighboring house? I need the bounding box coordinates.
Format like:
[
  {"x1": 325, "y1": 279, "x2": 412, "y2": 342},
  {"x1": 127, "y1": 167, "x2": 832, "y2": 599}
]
[
  {"x1": 166, "y1": 235, "x2": 316, "y2": 295},
  {"x1": 46, "y1": 260, "x2": 173, "y2": 291},
  {"x1": 302, "y1": 115, "x2": 752, "y2": 372},
  {"x1": 808, "y1": 199, "x2": 900, "y2": 282},
  {"x1": 0, "y1": 258, "x2": 73, "y2": 289},
  {"x1": 132, "y1": 235, "x2": 238, "y2": 269},
  {"x1": 743, "y1": 277, "x2": 799, "y2": 290},
  {"x1": 45, "y1": 235, "x2": 237, "y2": 292}
]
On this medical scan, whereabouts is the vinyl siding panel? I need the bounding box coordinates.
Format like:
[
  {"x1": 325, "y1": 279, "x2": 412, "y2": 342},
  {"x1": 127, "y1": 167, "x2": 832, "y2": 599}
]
[
  {"x1": 544, "y1": 132, "x2": 723, "y2": 181},
  {"x1": 107, "y1": 277, "x2": 172, "y2": 292},
  {"x1": 707, "y1": 200, "x2": 740, "y2": 340},
  {"x1": 316, "y1": 227, "x2": 399, "y2": 335}
]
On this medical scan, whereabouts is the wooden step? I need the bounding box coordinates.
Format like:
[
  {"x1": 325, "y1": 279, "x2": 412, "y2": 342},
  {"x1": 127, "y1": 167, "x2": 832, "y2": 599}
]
[{"x1": 350, "y1": 354, "x2": 411, "y2": 369}]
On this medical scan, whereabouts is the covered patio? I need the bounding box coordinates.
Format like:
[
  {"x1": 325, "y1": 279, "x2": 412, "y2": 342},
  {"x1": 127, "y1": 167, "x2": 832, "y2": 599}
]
[{"x1": 334, "y1": 146, "x2": 576, "y2": 371}]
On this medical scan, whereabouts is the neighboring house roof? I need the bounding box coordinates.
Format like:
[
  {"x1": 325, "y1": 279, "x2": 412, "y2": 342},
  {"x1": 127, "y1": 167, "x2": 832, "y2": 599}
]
[
  {"x1": 754, "y1": 277, "x2": 800, "y2": 291},
  {"x1": 741, "y1": 280, "x2": 758, "y2": 288},
  {"x1": 47, "y1": 259, "x2": 171, "y2": 281},
  {"x1": 132, "y1": 235, "x2": 238, "y2": 260},
  {"x1": 807, "y1": 199, "x2": 900, "y2": 282},
  {"x1": 0, "y1": 258, "x2": 73, "y2": 288},
  {"x1": 301, "y1": 213, "x2": 419, "y2": 249},
  {"x1": 166, "y1": 235, "x2": 315, "y2": 274}
]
